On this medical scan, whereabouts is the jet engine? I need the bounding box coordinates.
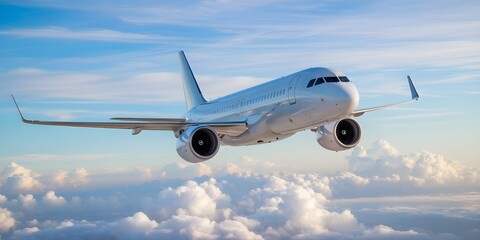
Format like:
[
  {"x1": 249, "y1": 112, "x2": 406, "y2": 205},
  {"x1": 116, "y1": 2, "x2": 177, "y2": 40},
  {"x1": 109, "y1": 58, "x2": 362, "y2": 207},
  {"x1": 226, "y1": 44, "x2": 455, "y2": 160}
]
[
  {"x1": 176, "y1": 126, "x2": 220, "y2": 163},
  {"x1": 316, "y1": 118, "x2": 362, "y2": 151}
]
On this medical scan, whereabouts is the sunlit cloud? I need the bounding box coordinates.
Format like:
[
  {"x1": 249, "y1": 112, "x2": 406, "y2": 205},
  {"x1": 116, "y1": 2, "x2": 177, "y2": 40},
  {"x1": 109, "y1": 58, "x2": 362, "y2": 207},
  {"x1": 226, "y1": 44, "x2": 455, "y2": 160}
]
[
  {"x1": 0, "y1": 140, "x2": 478, "y2": 239},
  {"x1": 0, "y1": 163, "x2": 43, "y2": 194}
]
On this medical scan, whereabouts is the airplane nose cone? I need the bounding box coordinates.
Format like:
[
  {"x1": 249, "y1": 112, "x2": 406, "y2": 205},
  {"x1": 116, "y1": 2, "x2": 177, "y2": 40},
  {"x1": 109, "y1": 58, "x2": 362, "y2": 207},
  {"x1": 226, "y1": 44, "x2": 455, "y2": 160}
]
[{"x1": 335, "y1": 84, "x2": 359, "y2": 114}]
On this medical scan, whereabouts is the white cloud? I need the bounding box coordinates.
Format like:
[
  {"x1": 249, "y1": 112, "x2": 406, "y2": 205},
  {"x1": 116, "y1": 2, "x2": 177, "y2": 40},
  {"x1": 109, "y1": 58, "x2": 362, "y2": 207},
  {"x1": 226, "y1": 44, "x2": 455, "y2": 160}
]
[
  {"x1": 53, "y1": 168, "x2": 89, "y2": 188},
  {"x1": 0, "y1": 162, "x2": 43, "y2": 194},
  {"x1": 156, "y1": 214, "x2": 217, "y2": 240},
  {"x1": 18, "y1": 194, "x2": 36, "y2": 209},
  {"x1": 13, "y1": 227, "x2": 40, "y2": 237},
  {"x1": 157, "y1": 215, "x2": 264, "y2": 240},
  {"x1": 0, "y1": 195, "x2": 6, "y2": 204},
  {"x1": 347, "y1": 140, "x2": 479, "y2": 187},
  {"x1": 332, "y1": 172, "x2": 370, "y2": 186},
  {"x1": 0, "y1": 173, "x2": 476, "y2": 239},
  {"x1": 215, "y1": 219, "x2": 264, "y2": 240},
  {"x1": 362, "y1": 225, "x2": 426, "y2": 239},
  {"x1": 327, "y1": 140, "x2": 480, "y2": 199},
  {"x1": 56, "y1": 220, "x2": 74, "y2": 229},
  {"x1": 0, "y1": 208, "x2": 15, "y2": 233},
  {"x1": 152, "y1": 178, "x2": 230, "y2": 221},
  {"x1": 245, "y1": 175, "x2": 365, "y2": 239},
  {"x1": 0, "y1": 142, "x2": 478, "y2": 239},
  {"x1": 42, "y1": 191, "x2": 67, "y2": 207},
  {"x1": 112, "y1": 212, "x2": 158, "y2": 236}
]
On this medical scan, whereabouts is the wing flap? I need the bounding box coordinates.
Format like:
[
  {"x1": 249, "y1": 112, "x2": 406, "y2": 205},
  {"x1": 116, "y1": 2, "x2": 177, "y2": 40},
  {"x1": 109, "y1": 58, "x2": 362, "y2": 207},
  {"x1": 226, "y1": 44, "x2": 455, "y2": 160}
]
[{"x1": 110, "y1": 117, "x2": 186, "y2": 122}]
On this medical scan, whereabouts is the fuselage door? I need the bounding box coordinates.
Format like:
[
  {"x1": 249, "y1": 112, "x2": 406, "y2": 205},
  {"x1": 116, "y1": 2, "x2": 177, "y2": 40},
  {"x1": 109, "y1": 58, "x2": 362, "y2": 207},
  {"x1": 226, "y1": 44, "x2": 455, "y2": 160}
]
[{"x1": 288, "y1": 74, "x2": 300, "y2": 104}]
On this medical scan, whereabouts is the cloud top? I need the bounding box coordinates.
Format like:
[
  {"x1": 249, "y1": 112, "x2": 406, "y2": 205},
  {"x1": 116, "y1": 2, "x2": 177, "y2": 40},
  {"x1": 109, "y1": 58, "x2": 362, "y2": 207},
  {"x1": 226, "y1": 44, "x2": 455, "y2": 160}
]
[{"x1": 0, "y1": 140, "x2": 478, "y2": 239}]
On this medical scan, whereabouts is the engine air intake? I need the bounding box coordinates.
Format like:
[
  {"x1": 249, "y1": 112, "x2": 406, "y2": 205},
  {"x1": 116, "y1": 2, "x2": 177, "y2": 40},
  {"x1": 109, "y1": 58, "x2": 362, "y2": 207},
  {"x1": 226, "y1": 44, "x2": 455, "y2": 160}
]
[{"x1": 316, "y1": 118, "x2": 362, "y2": 151}]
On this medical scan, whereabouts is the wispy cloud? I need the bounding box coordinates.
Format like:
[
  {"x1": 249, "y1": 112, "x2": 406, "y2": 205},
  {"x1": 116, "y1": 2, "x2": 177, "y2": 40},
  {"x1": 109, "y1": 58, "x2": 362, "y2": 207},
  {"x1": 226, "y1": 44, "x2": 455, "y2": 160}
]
[
  {"x1": 333, "y1": 192, "x2": 480, "y2": 214},
  {"x1": 422, "y1": 73, "x2": 480, "y2": 85},
  {"x1": 3, "y1": 1, "x2": 479, "y2": 72},
  {"x1": 379, "y1": 111, "x2": 461, "y2": 121},
  {"x1": 0, "y1": 26, "x2": 167, "y2": 43},
  {"x1": 2, "y1": 153, "x2": 116, "y2": 162},
  {"x1": 1, "y1": 67, "x2": 268, "y2": 104}
]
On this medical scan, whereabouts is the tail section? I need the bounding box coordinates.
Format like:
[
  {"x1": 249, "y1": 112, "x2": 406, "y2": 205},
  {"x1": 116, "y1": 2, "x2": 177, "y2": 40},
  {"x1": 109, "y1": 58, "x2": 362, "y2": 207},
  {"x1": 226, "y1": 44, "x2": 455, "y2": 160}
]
[{"x1": 178, "y1": 51, "x2": 206, "y2": 110}]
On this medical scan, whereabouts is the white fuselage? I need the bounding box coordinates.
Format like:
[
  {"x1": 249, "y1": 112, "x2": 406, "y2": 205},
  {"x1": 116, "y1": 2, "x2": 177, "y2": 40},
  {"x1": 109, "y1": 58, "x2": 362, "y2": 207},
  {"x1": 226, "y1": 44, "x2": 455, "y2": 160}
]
[{"x1": 184, "y1": 68, "x2": 359, "y2": 146}]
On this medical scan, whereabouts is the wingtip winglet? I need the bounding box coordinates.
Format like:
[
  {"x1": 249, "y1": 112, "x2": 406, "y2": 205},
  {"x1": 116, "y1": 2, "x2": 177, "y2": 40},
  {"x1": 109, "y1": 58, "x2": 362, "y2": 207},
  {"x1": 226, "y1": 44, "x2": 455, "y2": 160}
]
[
  {"x1": 11, "y1": 94, "x2": 27, "y2": 122},
  {"x1": 407, "y1": 75, "x2": 419, "y2": 100}
]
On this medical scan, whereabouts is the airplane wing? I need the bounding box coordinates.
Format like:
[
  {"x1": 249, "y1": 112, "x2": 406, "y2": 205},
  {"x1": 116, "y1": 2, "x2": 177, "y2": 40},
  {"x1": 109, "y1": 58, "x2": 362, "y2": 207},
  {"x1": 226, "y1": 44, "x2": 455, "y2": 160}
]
[
  {"x1": 350, "y1": 76, "x2": 419, "y2": 117},
  {"x1": 12, "y1": 96, "x2": 247, "y2": 136},
  {"x1": 110, "y1": 117, "x2": 186, "y2": 122}
]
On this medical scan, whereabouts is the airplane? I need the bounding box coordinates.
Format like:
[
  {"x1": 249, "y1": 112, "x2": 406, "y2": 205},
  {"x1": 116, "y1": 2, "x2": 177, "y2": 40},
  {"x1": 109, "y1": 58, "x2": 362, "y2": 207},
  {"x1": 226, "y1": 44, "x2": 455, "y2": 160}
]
[{"x1": 12, "y1": 51, "x2": 419, "y2": 163}]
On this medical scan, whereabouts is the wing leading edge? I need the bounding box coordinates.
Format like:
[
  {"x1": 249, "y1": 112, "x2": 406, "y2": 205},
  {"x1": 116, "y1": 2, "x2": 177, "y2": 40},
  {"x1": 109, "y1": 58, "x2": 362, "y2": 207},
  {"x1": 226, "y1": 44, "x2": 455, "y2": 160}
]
[
  {"x1": 11, "y1": 95, "x2": 247, "y2": 136},
  {"x1": 350, "y1": 76, "x2": 419, "y2": 117}
]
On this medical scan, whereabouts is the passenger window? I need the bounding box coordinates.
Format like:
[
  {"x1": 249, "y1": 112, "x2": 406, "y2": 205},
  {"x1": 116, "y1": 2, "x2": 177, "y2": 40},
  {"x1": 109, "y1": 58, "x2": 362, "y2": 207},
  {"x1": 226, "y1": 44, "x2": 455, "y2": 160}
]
[
  {"x1": 307, "y1": 79, "x2": 315, "y2": 88},
  {"x1": 339, "y1": 76, "x2": 350, "y2": 82},
  {"x1": 315, "y1": 77, "x2": 325, "y2": 85},
  {"x1": 324, "y1": 76, "x2": 339, "y2": 82}
]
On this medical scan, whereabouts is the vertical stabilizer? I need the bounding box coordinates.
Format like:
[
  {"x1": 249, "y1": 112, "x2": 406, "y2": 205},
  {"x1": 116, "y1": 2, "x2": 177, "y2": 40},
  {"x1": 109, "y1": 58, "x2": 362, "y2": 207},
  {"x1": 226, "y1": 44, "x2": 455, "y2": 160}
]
[{"x1": 178, "y1": 51, "x2": 206, "y2": 110}]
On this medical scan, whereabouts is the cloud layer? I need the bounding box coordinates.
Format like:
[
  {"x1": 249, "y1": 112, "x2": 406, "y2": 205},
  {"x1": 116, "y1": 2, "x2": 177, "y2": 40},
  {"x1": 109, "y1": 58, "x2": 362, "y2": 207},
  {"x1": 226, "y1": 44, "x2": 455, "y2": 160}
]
[{"x1": 0, "y1": 140, "x2": 479, "y2": 239}]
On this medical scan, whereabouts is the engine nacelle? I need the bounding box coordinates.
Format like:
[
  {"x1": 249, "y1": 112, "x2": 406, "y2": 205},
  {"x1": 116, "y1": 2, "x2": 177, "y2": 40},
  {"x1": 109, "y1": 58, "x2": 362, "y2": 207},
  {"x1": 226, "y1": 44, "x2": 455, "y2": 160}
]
[
  {"x1": 316, "y1": 118, "x2": 362, "y2": 151},
  {"x1": 176, "y1": 126, "x2": 220, "y2": 163}
]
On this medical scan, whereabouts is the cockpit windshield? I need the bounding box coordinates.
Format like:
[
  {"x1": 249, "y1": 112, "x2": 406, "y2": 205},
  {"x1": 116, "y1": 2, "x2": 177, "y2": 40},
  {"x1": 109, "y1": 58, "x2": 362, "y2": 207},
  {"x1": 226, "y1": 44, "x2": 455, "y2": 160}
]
[
  {"x1": 324, "y1": 76, "x2": 339, "y2": 82},
  {"x1": 306, "y1": 76, "x2": 350, "y2": 88}
]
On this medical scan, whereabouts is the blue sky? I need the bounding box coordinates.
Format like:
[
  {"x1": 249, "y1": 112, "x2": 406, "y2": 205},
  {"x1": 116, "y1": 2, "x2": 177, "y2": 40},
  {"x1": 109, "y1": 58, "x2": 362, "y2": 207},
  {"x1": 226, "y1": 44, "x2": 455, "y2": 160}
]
[
  {"x1": 0, "y1": 0, "x2": 478, "y2": 173},
  {"x1": 0, "y1": 1, "x2": 479, "y2": 239}
]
